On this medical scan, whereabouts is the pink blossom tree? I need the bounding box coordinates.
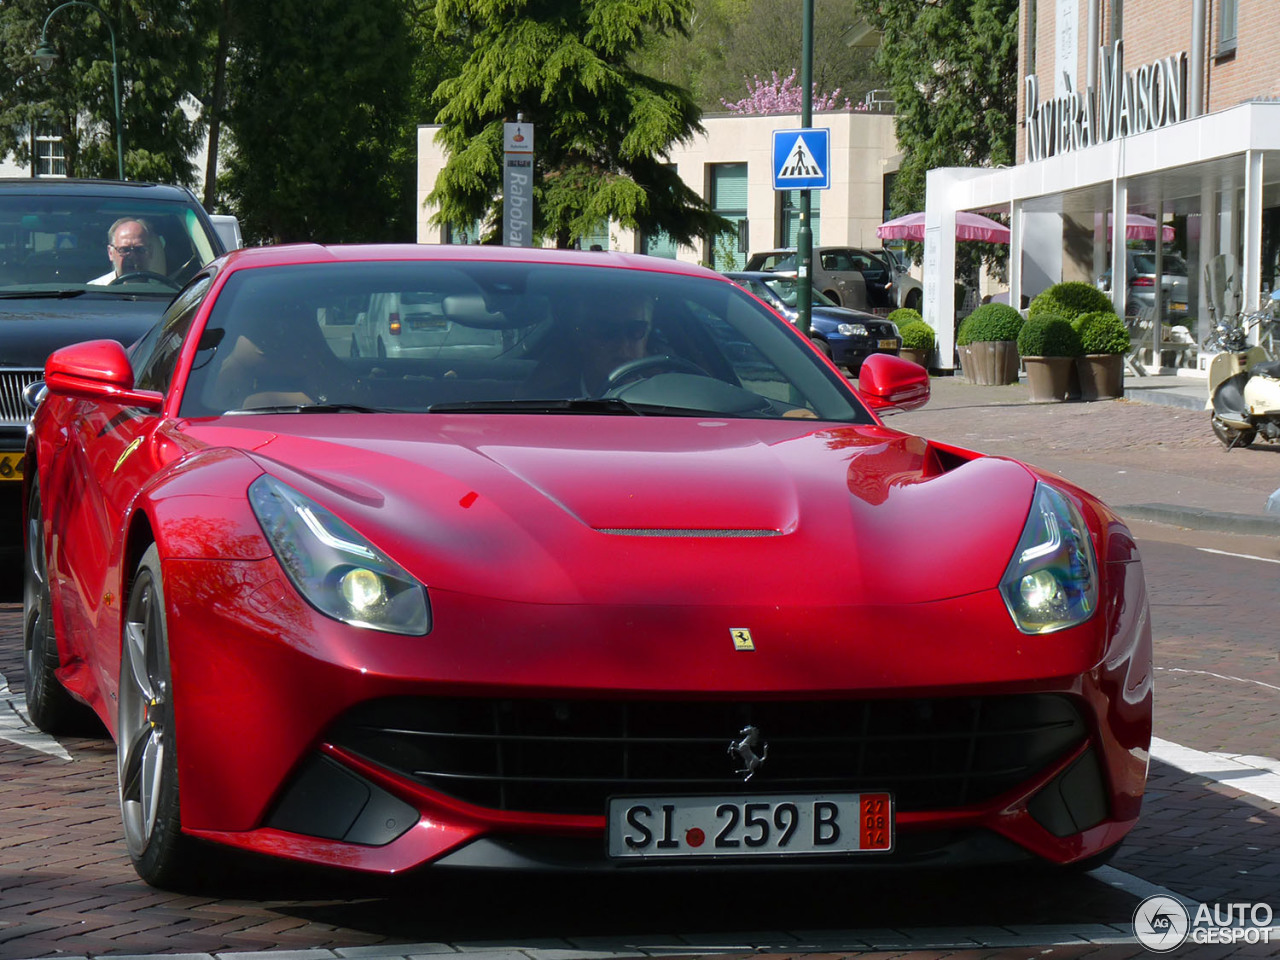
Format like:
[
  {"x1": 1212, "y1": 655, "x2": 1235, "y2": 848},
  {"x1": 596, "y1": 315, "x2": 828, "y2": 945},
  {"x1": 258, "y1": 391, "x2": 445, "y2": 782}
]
[{"x1": 720, "y1": 69, "x2": 863, "y2": 115}]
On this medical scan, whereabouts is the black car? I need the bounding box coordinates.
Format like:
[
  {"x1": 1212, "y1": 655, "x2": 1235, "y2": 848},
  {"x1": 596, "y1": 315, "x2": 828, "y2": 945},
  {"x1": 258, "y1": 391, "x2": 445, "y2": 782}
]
[
  {"x1": 0, "y1": 179, "x2": 227, "y2": 570},
  {"x1": 724, "y1": 271, "x2": 901, "y2": 373}
]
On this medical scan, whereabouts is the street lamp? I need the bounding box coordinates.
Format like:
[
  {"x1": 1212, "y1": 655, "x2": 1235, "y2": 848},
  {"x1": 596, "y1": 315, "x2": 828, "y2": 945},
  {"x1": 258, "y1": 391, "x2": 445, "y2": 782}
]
[{"x1": 32, "y1": 1, "x2": 125, "y2": 181}]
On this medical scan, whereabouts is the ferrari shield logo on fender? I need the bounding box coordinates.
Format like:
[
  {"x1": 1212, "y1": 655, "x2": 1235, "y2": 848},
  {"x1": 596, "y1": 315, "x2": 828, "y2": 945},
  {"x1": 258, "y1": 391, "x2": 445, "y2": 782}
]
[{"x1": 730, "y1": 628, "x2": 755, "y2": 651}]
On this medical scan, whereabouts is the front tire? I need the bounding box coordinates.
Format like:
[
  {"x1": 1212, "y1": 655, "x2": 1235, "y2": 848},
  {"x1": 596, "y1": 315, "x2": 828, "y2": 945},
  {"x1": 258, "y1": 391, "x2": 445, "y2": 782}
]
[
  {"x1": 118, "y1": 543, "x2": 206, "y2": 888},
  {"x1": 23, "y1": 479, "x2": 94, "y2": 734}
]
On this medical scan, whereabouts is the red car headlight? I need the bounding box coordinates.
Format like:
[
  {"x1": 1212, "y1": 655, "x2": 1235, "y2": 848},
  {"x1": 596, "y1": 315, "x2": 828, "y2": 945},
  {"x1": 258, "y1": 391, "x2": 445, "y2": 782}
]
[
  {"x1": 248, "y1": 474, "x2": 431, "y2": 636},
  {"x1": 999, "y1": 483, "x2": 1098, "y2": 634}
]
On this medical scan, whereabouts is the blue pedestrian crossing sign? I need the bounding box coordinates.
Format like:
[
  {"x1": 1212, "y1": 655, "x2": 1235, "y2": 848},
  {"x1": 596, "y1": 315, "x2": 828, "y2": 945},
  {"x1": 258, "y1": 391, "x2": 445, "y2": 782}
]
[{"x1": 772, "y1": 128, "x2": 830, "y2": 190}]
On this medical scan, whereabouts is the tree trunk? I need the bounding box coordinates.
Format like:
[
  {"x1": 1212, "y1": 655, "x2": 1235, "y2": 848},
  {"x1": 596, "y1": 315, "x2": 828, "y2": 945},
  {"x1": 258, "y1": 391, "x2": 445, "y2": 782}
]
[{"x1": 203, "y1": 0, "x2": 233, "y2": 212}]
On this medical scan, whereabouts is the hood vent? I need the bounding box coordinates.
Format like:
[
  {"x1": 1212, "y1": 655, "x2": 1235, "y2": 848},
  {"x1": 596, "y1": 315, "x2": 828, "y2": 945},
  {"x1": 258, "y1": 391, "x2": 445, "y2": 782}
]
[{"x1": 596, "y1": 528, "x2": 782, "y2": 538}]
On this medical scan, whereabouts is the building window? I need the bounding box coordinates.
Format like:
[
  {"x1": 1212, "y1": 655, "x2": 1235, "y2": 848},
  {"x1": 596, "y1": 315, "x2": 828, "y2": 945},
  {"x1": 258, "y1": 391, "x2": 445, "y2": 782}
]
[
  {"x1": 779, "y1": 190, "x2": 821, "y2": 248},
  {"x1": 33, "y1": 124, "x2": 66, "y2": 177},
  {"x1": 1218, "y1": 0, "x2": 1237, "y2": 57},
  {"x1": 707, "y1": 162, "x2": 747, "y2": 270},
  {"x1": 578, "y1": 221, "x2": 609, "y2": 251},
  {"x1": 445, "y1": 219, "x2": 484, "y2": 244},
  {"x1": 641, "y1": 230, "x2": 678, "y2": 259}
]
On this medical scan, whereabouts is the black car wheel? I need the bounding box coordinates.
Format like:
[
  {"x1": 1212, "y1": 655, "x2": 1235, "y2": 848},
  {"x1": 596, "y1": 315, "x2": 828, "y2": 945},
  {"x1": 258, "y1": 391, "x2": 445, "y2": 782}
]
[
  {"x1": 23, "y1": 479, "x2": 94, "y2": 734},
  {"x1": 118, "y1": 543, "x2": 208, "y2": 888}
]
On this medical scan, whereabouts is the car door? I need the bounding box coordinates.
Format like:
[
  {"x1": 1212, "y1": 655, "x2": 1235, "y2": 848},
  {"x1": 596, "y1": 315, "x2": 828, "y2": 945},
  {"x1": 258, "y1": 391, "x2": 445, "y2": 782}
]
[
  {"x1": 50, "y1": 278, "x2": 211, "y2": 713},
  {"x1": 817, "y1": 249, "x2": 868, "y2": 309}
]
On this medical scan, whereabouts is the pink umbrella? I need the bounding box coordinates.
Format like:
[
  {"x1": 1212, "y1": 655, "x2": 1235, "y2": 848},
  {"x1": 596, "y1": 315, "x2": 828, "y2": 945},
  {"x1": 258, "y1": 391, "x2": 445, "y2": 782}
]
[
  {"x1": 1103, "y1": 212, "x2": 1176, "y2": 243},
  {"x1": 876, "y1": 210, "x2": 1011, "y2": 243}
]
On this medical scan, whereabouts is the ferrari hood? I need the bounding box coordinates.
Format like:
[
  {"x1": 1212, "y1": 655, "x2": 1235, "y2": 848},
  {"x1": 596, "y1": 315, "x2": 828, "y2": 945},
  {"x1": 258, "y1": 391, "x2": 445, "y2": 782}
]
[{"x1": 181, "y1": 415, "x2": 1038, "y2": 606}]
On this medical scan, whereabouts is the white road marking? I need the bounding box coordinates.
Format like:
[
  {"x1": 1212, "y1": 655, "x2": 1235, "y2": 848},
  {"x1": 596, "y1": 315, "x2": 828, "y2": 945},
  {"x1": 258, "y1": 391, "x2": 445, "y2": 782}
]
[
  {"x1": 1088, "y1": 864, "x2": 1198, "y2": 908},
  {"x1": 1152, "y1": 737, "x2": 1280, "y2": 805},
  {"x1": 0, "y1": 671, "x2": 72, "y2": 761},
  {"x1": 1197, "y1": 547, "x2": 1280, "y2": 564},
  {"x1": 1157, "y1": 665, "x2": 1280, "y2": 694}
]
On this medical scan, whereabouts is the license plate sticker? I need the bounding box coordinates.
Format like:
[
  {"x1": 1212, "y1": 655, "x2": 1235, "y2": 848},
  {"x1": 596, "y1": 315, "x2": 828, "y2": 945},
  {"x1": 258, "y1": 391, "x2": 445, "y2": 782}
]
[
  {"x1": 878, "y1": 338, "x2": 898, "y2": 349},
  {"x1": 607, "y1": 792, "x2": 892, "y2": 859},
  {"x1": 0, "y1": 452, "x2": 24, "y2": 482}
]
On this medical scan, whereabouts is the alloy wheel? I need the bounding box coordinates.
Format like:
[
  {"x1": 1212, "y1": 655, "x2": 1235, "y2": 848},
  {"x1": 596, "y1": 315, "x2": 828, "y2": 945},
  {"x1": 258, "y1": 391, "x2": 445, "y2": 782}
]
[{"x1": 118, "y1": 559, "x2": 171, "y2": 859}]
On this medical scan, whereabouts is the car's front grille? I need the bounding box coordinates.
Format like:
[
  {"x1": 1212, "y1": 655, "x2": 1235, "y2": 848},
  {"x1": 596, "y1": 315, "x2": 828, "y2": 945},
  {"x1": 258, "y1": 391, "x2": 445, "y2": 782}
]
[
  {"x1": 329, "y1": 694, "x2": 1086, "y2": 816},
  {"x1": 0, "y1": 368, "x2": 43, "y2": 426}
]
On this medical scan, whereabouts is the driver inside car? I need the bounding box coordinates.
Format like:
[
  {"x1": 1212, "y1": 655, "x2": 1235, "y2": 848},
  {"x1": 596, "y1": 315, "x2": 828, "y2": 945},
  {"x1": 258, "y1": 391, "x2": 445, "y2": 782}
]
[
  {"x1": 526, "y1": 295, "x2": 655, "y2": 398},
  {"x1": 89, "y1": 217, "x2": 167, "y2": 285}
]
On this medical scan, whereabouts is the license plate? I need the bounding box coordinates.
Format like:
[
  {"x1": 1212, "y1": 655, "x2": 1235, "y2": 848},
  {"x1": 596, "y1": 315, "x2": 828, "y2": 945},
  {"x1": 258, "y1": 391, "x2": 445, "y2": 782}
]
[
  {"x1": 607, "y1": 792, "x2": 892, "y2": 859},
  {"x1": 878, "y1": 339, "x2": 898, "y2": 349},
  {"x1": 0, "y1": 452, "x2": 24, "y2": 482}
]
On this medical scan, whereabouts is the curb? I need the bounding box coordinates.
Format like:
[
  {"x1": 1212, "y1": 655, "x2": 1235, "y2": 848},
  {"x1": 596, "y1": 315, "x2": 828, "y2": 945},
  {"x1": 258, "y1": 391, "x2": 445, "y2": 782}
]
[
  {"x1": 1115, "y1": 502, "x2": 1280, "y2": 537},
  {"x1": 1122, "y1": 387, "x2": 1206, "y2": 412}
]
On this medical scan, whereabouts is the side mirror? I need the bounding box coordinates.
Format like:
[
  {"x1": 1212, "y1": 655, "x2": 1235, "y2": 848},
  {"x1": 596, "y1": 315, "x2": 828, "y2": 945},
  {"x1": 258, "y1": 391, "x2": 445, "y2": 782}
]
[
  {"x1": 45, "y1": 339, "x2": 164, "y2": 411},
  {"x1": 857, "y1": 352, "x2": 930, "y2": 414}
]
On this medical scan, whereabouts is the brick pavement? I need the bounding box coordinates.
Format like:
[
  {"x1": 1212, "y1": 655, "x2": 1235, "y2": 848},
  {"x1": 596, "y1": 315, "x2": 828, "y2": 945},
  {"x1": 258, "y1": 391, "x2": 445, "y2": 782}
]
[{"x1": 893, "y1": 377, "x2": 1280, "y2": 528}]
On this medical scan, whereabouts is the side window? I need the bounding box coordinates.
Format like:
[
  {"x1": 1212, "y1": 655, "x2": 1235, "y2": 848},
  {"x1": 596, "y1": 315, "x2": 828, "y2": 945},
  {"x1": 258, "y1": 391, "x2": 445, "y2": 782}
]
[{"x1": 134, "y1": 275, "x2": 213, "y2": 393}]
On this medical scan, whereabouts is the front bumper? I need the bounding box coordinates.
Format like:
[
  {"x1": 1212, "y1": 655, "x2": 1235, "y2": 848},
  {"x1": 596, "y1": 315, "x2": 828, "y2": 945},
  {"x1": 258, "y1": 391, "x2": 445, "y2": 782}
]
[{"x1": 162, "y1": 551, "x2": 1152, "y2": 875}]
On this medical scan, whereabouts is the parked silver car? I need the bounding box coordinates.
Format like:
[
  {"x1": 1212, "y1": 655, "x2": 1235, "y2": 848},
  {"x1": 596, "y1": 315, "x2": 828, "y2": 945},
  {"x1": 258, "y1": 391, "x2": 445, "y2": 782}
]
[{"x1": 1097, "y1": 250, "x2": 1190, "y2": 321}]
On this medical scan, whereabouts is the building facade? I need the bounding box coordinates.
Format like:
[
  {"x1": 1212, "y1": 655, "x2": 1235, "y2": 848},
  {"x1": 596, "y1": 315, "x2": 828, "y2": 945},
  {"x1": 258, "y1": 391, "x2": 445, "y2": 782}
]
[
  {"x1": 417, "y1": 111, "x2": 902, "y2": 268},
  {"x1": 924, "y1": 0, "x2": 1280, "y2": 371}
]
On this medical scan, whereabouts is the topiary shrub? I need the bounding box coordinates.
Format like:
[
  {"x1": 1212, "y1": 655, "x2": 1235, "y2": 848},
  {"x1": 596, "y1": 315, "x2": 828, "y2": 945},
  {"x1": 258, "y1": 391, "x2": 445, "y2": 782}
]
[
  {"x1": 957, "y1": 302, "x2": 1023, "y2": 345},
  {"x1": 887, "y1": 307, "x2": 922, "y2": 327},
  {"x1": 898, "y1": 319, "x2": 935, "y2": 351},
  {"x1": 1074, "y1": 311, "x2": 1131, "y2": 355},
  {"x1": 1017, "y1": 312, "x2": 1084, "y2": 357},
  {"x1": 1027, "y1": 281, "x2": 1115, "y2": 323}
]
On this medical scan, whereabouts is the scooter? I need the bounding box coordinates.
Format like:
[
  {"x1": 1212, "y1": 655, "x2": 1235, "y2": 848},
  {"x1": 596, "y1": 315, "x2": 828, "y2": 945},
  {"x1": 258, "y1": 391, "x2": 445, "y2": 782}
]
[{"x1": 1205, "y1": 292, "x2": 1280, "y2": 449}]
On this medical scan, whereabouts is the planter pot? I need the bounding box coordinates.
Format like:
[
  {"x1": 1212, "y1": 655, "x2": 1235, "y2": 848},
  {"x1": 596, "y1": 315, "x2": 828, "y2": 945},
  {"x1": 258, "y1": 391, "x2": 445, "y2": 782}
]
[
  {"x1": 1077, "y1": 353, "x2": 1125, "y2": 400},
  {"x1": 969, "y1": 340, "x2": 1020, "y2": 385},
  {"x1": 1022, "y1": 355, "x2": 1075, "y2": 402},
  {"x1": 957, "y1": 344, "x2": 974, "y2": 381},
  {"x1": 899, "y1": 347, "x2": 932, "y2": 368}
]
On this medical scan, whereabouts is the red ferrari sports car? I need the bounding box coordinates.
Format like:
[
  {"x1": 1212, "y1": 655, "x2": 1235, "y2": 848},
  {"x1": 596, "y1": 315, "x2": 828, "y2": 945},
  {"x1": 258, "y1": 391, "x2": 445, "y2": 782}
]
[{"x1": 22, "y1": 245, "x2": 1151, "y2": 889}]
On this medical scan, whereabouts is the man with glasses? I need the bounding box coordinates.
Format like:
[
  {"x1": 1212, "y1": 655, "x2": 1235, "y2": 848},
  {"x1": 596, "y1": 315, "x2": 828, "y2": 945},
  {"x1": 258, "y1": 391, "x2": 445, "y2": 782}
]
[
  {"x1": 524, "y1": 295, "x2": 655, "y2": 398},
  {"x1": 89, "y1": 218, "x2": 166, "y2": 284}
]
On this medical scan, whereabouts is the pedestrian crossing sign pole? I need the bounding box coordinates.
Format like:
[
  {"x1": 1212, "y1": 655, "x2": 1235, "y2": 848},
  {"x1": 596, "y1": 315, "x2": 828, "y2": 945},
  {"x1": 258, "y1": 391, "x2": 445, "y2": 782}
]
[
  {"x1": 772, "y1": 129, "x2": 830, "y2": 191},
  {"x1": 773, "y1": 126, "x2": 829, "y2": 333}
]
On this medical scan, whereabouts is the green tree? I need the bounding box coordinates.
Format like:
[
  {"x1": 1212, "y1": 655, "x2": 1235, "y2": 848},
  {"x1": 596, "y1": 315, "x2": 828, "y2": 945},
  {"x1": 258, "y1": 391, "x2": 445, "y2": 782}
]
[
  {"x1": 429, "y1": 0, "x2": 729, "y2": 249},
  {"x1": 0, "y1": 0, "x2": 212, "y2": 183},
  {"x1": 219, "y1": 0, "x2": 418, "y2": 243},
  {"x1": 851, "y1": 0, "x2": 1018, "y2": 270}
]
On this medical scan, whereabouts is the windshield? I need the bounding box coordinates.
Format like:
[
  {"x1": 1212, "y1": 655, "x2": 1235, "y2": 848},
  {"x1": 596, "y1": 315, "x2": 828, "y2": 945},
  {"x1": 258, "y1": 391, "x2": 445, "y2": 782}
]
[
  {"x1": 0, "y1": 193, "x2": 220, "y2": 295},
  {"x1": 757, "y1": 275, "x2": 839, "y2": 308},
  {"x1": 1131, "y1": 252, "x2": 1188, "y2": 276},
  {"x1": 180, "y1": 260, "x2": 872, "y2": 424}
]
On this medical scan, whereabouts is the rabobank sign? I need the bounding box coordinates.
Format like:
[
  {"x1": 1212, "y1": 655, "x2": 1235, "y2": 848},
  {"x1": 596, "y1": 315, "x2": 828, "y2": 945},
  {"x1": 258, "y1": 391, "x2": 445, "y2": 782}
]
[{"x1": 503, "y1": 121, "x2": 534, "y2": 247}]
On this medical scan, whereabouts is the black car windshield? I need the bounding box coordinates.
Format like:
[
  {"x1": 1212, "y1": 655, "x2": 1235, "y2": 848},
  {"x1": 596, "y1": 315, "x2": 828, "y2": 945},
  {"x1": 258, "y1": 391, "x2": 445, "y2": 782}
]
[
  {"x1": 755, "y1": 275, "x2": 839, "y2": 309},
  {"x1": 180, "y1": 260, "x2": 873, "y2": 424},
  {"x1": 0, "y1": 194, "x2": 220, "y2": 294}
]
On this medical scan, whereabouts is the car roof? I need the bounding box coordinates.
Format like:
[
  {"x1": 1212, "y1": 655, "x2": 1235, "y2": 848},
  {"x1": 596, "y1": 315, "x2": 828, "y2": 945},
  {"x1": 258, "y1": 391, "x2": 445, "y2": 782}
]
[
  {"x1": 217, "y1": 243, "x2": 732, "y2": 278},
  {"x1": 0, "y1": 178, "x2": 199, "y2": 201}
]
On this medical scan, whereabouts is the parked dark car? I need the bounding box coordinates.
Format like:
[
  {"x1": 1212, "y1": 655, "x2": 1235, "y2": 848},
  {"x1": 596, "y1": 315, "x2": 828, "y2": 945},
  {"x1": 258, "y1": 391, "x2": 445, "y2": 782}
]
[
  {"x1": 746, "y1": 246, "x2": 898, "y2": 311},
  {"x1": 0, "y1": 178, "x2": 227, "y2": 571},
  {"x1": 725, "y1": 271, "x2": 901, "y2": 373}
]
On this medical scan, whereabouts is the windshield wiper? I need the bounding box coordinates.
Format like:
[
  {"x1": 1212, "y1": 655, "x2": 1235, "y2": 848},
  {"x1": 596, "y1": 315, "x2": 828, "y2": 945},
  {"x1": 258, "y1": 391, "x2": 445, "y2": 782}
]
[
  {"x1": 428, "y1": 397, "x2": 646, "y2": 415},
  {"x1": 226, "y1": 403, "x2": 387, "y2": 415},
  {"x1": 0, "y1": 289, "x2": 90, "y2": 299}
]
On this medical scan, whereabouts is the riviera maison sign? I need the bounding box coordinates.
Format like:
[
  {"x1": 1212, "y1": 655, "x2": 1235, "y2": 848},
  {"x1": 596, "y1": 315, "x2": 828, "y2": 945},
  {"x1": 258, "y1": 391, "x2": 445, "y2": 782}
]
[{"x1": 1025, "y1": 40, "x2": 1188, "y2": 161}]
